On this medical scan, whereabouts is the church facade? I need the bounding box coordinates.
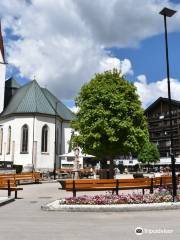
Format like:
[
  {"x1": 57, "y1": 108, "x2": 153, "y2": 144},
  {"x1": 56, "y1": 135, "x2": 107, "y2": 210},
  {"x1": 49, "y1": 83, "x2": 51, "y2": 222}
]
[{"x1": 0, "y1": 25, "x2": 77, "y2": 172}]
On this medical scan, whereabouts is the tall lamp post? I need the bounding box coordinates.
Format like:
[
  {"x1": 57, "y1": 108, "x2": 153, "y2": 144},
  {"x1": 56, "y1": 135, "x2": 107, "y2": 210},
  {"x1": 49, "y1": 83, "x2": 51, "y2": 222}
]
[
  {"x1": 53, "y1": 101, "x2": 58, "y2": 180},
  {"x1": 159, "y1": 7, "x2": 177, "y2": 201}
]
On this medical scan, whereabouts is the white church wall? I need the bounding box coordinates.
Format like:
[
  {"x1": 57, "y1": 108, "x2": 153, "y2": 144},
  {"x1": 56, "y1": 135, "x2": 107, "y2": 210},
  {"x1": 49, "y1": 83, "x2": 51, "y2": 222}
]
[
  {"x1": 13, "y1": 116, "x2": 34, "y2": 167},
  {"x1": 0, "y1": 51, "x2": 5, "y2": 113},
  {"x1": 35, "y1": 117, "x2": 73, "y2": 171},
  {"x1": 0, "y1": 117, "x2": 14, "y2": 162},
  {"x1": 0, "y1": 116, "x2": 34, "y2": 167},
  {"x1": 34, "y1": 115, "x2": 55, "y2": 170},
  {"x1": 0, "y1": 114, "x2": 74, "y2": 171},
  {"x1": 62, "y1": 122, "x2": 73, "y2": 154}
]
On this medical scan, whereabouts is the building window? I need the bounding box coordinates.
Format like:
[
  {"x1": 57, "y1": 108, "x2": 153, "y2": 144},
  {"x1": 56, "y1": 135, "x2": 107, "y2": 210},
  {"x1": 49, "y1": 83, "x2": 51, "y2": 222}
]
[
  {"x1": 7, "y1": 126, "x2": 11, "y2": 154},
  {"x1": 0, "y1": 128, "x2": 3, "y2": 154},
  {"x1": 118, "y1": 160, "x2": 123, "y2": 165},
  {"x1": 21, "y1": 124, "x2": 28, "y2": 153},
  {"x1": 41, "y1": 125, "x2": 48, "y2": 153}
]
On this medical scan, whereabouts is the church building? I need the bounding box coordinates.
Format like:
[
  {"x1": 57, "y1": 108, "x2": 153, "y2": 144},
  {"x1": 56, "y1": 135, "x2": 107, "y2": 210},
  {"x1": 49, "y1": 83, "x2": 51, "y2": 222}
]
[{"x1": 0, "y1": 25, "x2": 76, "y2": 172}]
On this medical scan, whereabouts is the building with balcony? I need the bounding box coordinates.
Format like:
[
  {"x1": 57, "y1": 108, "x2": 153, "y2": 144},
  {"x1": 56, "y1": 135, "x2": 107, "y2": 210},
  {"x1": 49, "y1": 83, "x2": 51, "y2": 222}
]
[{"x1": 145, "y1": 97, "x2": 180, "y2": 158}]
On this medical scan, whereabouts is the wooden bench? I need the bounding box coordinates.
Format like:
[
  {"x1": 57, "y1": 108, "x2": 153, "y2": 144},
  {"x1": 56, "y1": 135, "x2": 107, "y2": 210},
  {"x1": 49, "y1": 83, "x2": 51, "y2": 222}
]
[
  {"x1": 62, "y1": 176, "x2": 180, "y2": 197},
  {"x1": 63, "y1": 178, "x2": 152, "y2": 197},
  {"x1": 0, "y1": 172, "x2": 41, "y2": 185},
  {"x1": 15, "y1": 172, "x2": 41, "y2": 184},
  {"x1": 0, "y1": 178, "x2": 23, "y2": 199},
  {"x1": 116, "y1": 178, "x2": 153, "y2": 194},
  {"x1": 0, "y1": 173, "x2": 15, "y2": 180}
]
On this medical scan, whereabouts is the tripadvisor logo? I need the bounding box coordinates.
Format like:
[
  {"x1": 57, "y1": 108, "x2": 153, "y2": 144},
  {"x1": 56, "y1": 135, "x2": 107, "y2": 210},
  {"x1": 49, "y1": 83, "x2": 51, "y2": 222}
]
[{"x1": 135, "y1": 227, "x2": 143, "y2": 235}]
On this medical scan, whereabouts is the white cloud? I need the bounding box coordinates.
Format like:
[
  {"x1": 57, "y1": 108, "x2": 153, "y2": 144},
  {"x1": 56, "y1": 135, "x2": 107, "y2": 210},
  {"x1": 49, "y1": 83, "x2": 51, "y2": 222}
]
[
  {"x1": 99, "y1": 57, "x2": 133, "y2": 75},
  {"x1": 0, "y1": 0, "x2": 180, "y2": 100},
  {"x1": 135, "y1": 75, "x2": 180, "y2": 108},
  {"x1": 137, "y1": 74, "x2": 147, "y2": 84},
  {"x1": 74, "y1": 0, "x2": 180, "y2": 47},
  {"x1": 120, "y1": 59, "x2": 133, "y2": 76},
  {"x1": 68, "y1": 106, "x2": 79, "y2": 114}
]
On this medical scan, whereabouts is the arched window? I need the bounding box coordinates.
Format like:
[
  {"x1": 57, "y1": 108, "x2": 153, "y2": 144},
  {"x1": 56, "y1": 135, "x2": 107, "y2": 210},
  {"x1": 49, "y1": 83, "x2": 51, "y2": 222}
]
[
  {"x1": 0, "y1": 128, "x2": 3, "y2": 154},
  {"x1": 21, "y1": 124, "x2": 28, "y2": 153},
  {"x1": 41, "y1": 125, "x2": 48, "y2": 153},
  {"x1": 7, "y1": 126, "x2": 11, "y2": 154}
]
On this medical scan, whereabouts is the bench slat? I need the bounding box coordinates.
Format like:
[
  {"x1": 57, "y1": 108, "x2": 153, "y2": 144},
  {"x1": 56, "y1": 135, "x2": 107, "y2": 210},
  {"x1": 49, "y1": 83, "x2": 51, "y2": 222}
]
[{"x1": 65, "y1": 179, "x2": 117, "y2": 184}]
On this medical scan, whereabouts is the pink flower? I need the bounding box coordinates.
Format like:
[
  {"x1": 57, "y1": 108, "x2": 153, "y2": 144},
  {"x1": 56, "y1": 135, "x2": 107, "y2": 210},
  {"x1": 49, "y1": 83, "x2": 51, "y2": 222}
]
[{"x1": 60, "y1": 191, "x2": 176, "y2": 205}]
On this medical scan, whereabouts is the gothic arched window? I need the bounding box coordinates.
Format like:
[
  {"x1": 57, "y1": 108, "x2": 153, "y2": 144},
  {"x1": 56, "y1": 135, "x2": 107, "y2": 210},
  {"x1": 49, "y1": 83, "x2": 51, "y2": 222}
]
[
  {"x1": 41, "y1": 125, "x2": 48, "y2": 153},
  {"x1": 21, "y1": 124, "x2": 29, "y2": 153},
  {"x1": 0, "y1": 128, "x2": 3, "y2": 154},
  {"x1": 7, "y1": 126, "x2": 11, "y2": 154}
]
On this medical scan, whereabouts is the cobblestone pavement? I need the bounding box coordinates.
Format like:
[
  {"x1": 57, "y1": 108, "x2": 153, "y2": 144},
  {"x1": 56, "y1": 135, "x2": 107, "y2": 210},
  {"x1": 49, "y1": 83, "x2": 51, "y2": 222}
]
[{"x1": 0, "y1": 182, "x2": 180, "y2": 240}]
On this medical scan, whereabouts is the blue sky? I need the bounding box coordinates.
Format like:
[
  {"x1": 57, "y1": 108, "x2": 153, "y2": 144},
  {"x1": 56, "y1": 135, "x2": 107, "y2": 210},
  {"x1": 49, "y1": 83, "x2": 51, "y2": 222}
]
[
  {"x1": 110, "y1": 31, "x2": 180, "y2": 83},
  {"x1": 1, "y1": 0, "x2": 180, "y2": 111}
]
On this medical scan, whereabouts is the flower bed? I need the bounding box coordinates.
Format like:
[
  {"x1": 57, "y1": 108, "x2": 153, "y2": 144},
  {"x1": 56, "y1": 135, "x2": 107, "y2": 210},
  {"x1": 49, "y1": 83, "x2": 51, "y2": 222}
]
[{"x1": 59, "y1": 186, "x2": 180, "y2": 205}]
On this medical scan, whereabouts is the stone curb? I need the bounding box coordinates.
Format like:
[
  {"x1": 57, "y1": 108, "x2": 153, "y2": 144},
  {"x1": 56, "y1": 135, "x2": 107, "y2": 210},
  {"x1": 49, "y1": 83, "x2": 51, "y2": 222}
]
[
  {"x1": 41, "y1": 200, "x2": 180, "y2": 212},
  {"x1": 40, "y1": 180, "x2": 57, "y2": 183},
  {"x1": 0, "y1": 197, "x2": 15, "y2": 207}
]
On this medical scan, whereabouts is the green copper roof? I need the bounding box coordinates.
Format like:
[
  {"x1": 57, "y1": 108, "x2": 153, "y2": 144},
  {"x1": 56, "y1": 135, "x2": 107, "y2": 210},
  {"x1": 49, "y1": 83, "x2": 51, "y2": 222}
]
[
  {"x1": 41, "y1": 88, "x2": 76, "y2": 121},
  {"x1": 1, "y1": 80, "x2": 76, "y2": 121}
]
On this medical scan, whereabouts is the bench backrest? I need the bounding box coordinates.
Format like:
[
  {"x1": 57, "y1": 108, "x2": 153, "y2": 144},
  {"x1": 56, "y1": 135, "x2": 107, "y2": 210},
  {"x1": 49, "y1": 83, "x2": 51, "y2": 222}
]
[
  {"x1": 0, "y1": 178, "x2": 17, "y2": 187},
  {"x1": 33, "y1": 172, "x2": 41, "y2": 179},
  {"x1": 65, "y1": 178, "x2": 152, "y2": 190},
  {"x1": 65, "y1": 176, "x2": 179, "y2": 191},
  {"x1": 153, "y1": 177, "x2": 162, "y2": 186},
  {"x1": 0, "y1": 172, "x2": 41, "y2": 182},
  {"x1": 157, "y1": 175, "x2": 179, "y2": 185},
  {"x1": 65, "y1": 179, "x2": 117, "y2": 190},
  {"x1": 161, "y1": 176, "x2": 172, "y2": 185},
  {"x1": 0, "y1": 174, "x2": 15, "y2": 180},
  {"x1": 16, "y1": 173, "x2": 34, "y2": 180},
  {"x1": 117, "y1": 178, "x2": 151, "y2": 187},
  {"x1": 14, "y1": 172, "x2": 41, "y2": 181}
]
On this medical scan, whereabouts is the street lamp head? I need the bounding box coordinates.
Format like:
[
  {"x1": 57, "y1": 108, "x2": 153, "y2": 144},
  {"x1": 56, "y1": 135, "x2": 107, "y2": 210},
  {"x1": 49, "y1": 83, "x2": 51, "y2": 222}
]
[{"x1": 159, "y1": 7, "x2": 177, "y2": 17}]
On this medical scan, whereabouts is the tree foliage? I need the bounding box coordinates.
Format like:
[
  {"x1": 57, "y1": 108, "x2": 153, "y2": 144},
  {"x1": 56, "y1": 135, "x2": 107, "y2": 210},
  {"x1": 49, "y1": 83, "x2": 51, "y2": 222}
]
[
  {"x1": 138, "y1": 142, "x2": 160, "y2": 164},
  {"x1": 72, "y1": 69, "x2": 149, "y2": 160}
]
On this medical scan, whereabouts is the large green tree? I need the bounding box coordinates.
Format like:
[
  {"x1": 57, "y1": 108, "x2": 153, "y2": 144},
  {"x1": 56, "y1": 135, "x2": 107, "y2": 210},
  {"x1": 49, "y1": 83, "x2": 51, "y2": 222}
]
[
  {"x1": 138, "y1": 142, "x2": 160, "y2": 165},
  {"x1": 72, "y1": 70, "x2": 149, "y2": 170}
]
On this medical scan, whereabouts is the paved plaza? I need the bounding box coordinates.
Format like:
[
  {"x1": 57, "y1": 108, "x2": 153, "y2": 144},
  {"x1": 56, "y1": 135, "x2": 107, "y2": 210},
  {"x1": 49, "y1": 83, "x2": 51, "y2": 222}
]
[{"x1": 0, "y1": 182, "x2": 180, "y2": 240}]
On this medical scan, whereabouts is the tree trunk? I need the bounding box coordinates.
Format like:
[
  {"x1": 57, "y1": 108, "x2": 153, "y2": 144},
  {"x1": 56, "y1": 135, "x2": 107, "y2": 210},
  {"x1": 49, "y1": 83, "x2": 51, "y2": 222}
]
[
  {"x1": 147, "y1": 162, "x2": 150, "y2": 173},
  {"x1": 109, "y1": 159, "x2": 114, "y2": 179}
]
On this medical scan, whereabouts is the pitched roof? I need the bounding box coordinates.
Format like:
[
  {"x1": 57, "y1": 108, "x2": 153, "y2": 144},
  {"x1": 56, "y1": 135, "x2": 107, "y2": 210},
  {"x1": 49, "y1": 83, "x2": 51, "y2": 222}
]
[
  {"x1": 0, "y1": 22, "x2": 5, "y2": 63},
  {"x1": 145, "y1": 97, "x2": 180, "y2": 113},
  {"x1": 1, "y1": 80, "x2": 76, "y2": 121},
  {"x1": 41, "y1": 88, "x2": 76, "y2": 121}
]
